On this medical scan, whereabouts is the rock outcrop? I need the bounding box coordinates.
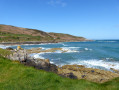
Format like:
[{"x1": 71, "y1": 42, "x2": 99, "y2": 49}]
[
  {"x1": 7, "y1": 49, "x2": 58, "y2": 73},
  {"x1": 27, "y1": 48, "x2": 65, "y2": 54},
  {"x1": 5, "y1": 47, "x2": 119, "y2": 83},
  {"x1": 24, "y1": 58, "x2": 58, "y2": 73},
  {"x1": 58, "y1": 65, "x2": 119, "y2": 83}
]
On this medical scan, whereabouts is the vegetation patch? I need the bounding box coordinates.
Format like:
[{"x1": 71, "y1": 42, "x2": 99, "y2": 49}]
[{"x1": 0, "y1": 48, "x2": 12, "y2": 57}]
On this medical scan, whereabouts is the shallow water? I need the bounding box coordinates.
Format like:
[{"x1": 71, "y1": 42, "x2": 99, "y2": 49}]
[{"x1": 1, "y1": 40, "x2": 119, "y2": 71}]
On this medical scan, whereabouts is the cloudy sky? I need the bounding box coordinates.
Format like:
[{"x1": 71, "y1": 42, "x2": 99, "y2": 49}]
[{"x1": 0, "y1": 0, "x2": 119, "y2": 39}]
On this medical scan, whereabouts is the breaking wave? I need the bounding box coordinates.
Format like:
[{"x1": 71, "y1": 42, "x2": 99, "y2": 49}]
[
  {"x1": 69, "y1": 59, "x2": 119, "y2": 70},
  {"x1": 61, "y1": 47, "x2": 80, "y2": 53}
]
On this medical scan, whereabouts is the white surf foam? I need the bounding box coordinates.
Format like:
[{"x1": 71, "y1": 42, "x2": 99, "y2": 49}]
[
  {"x1": 62, "y1": 43, "x2": 68, "y2": 46},
  {"x1": 54, "y1": 50, "x2": 63, "y2": 53},
  {"x1": 39, "y1": 47, "x2": 51, "y2": 50},
  {"x1": 29, "y1": 53, "x2": 46, "y2": 59},
  {"x1": 34, "y1": 54, "x2": 45, "y2": 59},
  {"x1": 50, "y1": 61, "x2": 54, "y2": 64},
  {"x1": 84, "y1": 48, "x2": 92, "y2": 51},
  {"x1": 0, "y1": 45, "x2": 8, "y2": 49},
  {"x1": 61, "y1": 47, "x2": 79, "y2": 53},
  {"x1": 29, "y1": 53, "x2": 56, "y2": 64},
  {"x1": 69, "y1": 59, "x2": 119, "y2": 70},
  {"x1": 0, "y1": 45, "x2": 15, "y2": 49},
  {"x1": 39, "y1": 43, "x2": 57, "y2": 45}
]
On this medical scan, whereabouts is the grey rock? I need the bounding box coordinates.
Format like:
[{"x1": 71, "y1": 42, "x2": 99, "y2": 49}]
[{"x1": 8, "y1": 49, "x2": 58, "y2": 73}]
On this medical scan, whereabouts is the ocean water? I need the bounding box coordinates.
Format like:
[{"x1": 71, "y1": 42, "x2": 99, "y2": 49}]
[{"x1": 1, "y1": 40, "x2": 119, "y2": 71}]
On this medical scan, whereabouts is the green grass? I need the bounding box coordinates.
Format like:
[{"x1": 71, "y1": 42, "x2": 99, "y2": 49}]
[
  {"x1": 0, "y1": 49, "x2": 119, "y2": 90},
  {"x1": 0, "y1": 32, "x2": 54, "y2": 42},
  {"x1": 0, "y1": 58, "x2": 119, "y2": 90},
  {"x1": 0, "y1": 48, "x2": 12, "y2": 57}
]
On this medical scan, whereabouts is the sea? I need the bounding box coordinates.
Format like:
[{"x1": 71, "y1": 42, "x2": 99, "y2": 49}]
[{"x1": 1, "y1": 40, "x2": 119, "y2": 71}]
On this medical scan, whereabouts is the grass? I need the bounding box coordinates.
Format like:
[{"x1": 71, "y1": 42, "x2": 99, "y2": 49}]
[
  {"x1": 0, "y1": 48, "x2": 12, "y2": 57},
  {"x1": 0, "y1": 32, "x2": 54, "y2": 42},
  {"x1": 0, "y1": 49, "x2": 119, "y2": 90}
]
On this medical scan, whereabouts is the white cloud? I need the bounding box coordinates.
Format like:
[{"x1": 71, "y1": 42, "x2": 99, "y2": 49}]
[{"x1": 48, "y1": 0, "x2": 67, "y2": 7}]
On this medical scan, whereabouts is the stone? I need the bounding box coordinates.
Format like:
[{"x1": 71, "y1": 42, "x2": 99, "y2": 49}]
[
  {"x1": 45, "y1": 59, "x2": 50, "y2": 64},
  {"x1": 23, "y1": 57, "x2": 58, "y2": 73},
  {"x1": 91, "y1": 70, "x2": 95, "y2": 73},
  {"x1": 110, "y1": 68, "x2": 119, "y2": 74},
  {"x1": 81, "y1": 75, "x2": 86, "y2": 78},
  {"x1": 58, "y1": 65, "x2": 119, "y2": 83},
  {"x1": 8, "y1": 49, "x2": 28, "y2": 62},
  {"x1": 6, "y1": 47, "x2": 13, "y2": 50},
  {"x1": 49, "y1": 64, "x2": 58, "y2": 73},
  {"x1": 64, "y1": 73, "x2": 77, "y2": 79}
]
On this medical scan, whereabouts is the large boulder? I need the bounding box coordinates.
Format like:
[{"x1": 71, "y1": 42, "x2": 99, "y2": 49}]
[{"x1": 7, "y1": 49, "x2": 28, "y2": 62}]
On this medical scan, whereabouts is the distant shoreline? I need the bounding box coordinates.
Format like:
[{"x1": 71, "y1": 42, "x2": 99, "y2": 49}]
[
  {"x1": 0, "y1": 40, "x2": 91, "y2": 45},
  {"x1": 0, "y1": 41, "x2": 58, "y2": 45}
]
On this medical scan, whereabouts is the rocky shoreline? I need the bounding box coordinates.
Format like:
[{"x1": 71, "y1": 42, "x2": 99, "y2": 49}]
[
  {"x1": 4, "y1": 47, "x2": 119, "y2": 83},
  {"x1": 0, "y1": 40, "x2": 92, "y2": 45},
  {"x1": 0, "y1": 41, "x2": 58, "y2": 45}
]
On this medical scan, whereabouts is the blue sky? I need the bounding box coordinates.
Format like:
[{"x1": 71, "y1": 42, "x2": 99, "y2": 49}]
[{"x1": 0, "y1": 0, "x2": 119, "y2": 39}]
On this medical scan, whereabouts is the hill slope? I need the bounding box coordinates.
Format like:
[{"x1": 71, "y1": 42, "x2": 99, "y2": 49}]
[{"x1": 0, "y1": 24, "x2": 87, "y2": 42}]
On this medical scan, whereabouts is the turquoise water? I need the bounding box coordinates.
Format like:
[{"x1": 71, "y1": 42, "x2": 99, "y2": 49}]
[{"x1": 1, "y1": 40, "x2": 119, "y2": 71}]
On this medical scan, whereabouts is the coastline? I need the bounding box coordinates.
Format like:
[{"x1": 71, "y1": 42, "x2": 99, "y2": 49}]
[
  {"x1": 0, "y1": 41, "x2": 58, "y2": 45},
  {"x1": 0, "y1": 39, "x2": 92, "y2": 45},
  {"x1": 3, "y1": 46, "x2": 119, "y2": 83}
]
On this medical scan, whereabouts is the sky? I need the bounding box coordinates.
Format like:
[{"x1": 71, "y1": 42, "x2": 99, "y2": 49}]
[{"x1": 0, "y1": 0, "x2": 119, "y2": 39}]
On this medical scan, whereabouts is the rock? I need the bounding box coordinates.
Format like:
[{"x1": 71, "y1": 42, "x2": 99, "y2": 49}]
[
  {"x1": 61, "y1": 65, "x2": 85, "y2": 71},
  {"x1": 65, "y1": 73, "x2": 77, "y2": 79},
  {"x1": 91, "y1": 70, "x2": 95, "y2": 73},
  {"x1": 81, "y1": 75, "x2": 86, "y2": 78},
  {"x1": 8, "y1": 49, "x2": 58, "y2": 73},
  {"x1": 58, "y1": 65, "x2": 119, "y2": 83},
  {"x1": 6, "y1": 47, "x2": 14, "y2": 50},
  {"x1": 24, "y1": 58, "x2": 36, "y2": 67},
  {"x1": 23, "y1": 58, "x2": 57, "y2": 73},
  {"x1": 45, "y1": 59, "x2": 50, "y2": 64},
  {"x1": 27, "y1": 47, "x2": 73, "y2": 54},
  {"x1": 35, "y1": 59, "x2": 50, "y2": 70},
  {"x1": 49, "y1": 64, "x2": 58, "y2": 73},
  {"x1": 110, "y1": 68, "x2": 119, "y2": 74},
  {"x1": 8, "y1": 49, "x2": 28, "y2": 62}
]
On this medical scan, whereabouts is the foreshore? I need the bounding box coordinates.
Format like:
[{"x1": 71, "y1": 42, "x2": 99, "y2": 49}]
[{"x1": 4, "y1": 46, "x2": 119, "y2": 83}]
